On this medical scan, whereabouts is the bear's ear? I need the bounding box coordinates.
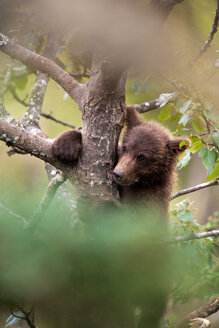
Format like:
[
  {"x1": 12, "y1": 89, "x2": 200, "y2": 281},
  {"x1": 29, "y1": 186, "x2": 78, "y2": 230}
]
[
  {"x1": 125, "y1": 107, "x2": 143, "y2": 130},
  {"x1": 167, "y1": 137, "x2": 191, "y2": 154}
]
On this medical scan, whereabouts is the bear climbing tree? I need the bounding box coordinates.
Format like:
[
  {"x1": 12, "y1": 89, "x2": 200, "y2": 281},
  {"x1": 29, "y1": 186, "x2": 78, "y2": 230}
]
[
  {"x1": 52, "y1": 106, "x2": 190, "y2": 212},
  {"x1": 1, "y1": 1, "x2": 219, "y2": 328},
  {"x1": 0, "y1": 0, "x2": 187, "y2": 206}
]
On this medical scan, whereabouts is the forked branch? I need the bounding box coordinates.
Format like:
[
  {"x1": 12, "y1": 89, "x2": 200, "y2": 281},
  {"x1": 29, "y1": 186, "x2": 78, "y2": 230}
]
[{"x1": 0, "y1": 33, "x2": 84, "y2": 105}]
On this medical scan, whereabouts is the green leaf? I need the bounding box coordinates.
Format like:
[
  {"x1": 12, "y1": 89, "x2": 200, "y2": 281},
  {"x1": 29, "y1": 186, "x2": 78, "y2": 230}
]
[
  {"x1": 212, "y1": 131, "x2": 219, "y2": 148},
  {"x1": 199, "y1": 148, "x2": 218, "y2": 175},
  {"x1": 177, "y1": 211, "x2": 193, "y2": 222},
  {"x1": 192, "y1": 118, "x2": 206, "y2": 133},
  {"x1": 14, "y1": 75, "x2": 28, "y2": 90},
  {"x1": 207, "y1": 164, "x2": 219, "y2": 181},
  {"x1": 179, "y1": 140, "x2": 187, "y2": 148},
  {"x1": 190, "y1": 136, "x2": 204, "y2": 154},
  {"x1": 169, "y1": 112, "x2": 181, "y2": 122},
  {"x1": 177, "y1": 149, "x2": 191, "y2": 169},
  {"x1": 179, "y1": 99, "x2": 192, "y2": 114},
  {"x1": 159, "y1": 104, "x2": 171, "y2": 121}
]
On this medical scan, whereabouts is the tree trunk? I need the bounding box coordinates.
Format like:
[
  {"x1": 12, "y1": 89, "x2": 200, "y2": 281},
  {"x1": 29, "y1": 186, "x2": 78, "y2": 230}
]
[{"x1": 69, "y1": 59, "x2": 126, "y2": 202}]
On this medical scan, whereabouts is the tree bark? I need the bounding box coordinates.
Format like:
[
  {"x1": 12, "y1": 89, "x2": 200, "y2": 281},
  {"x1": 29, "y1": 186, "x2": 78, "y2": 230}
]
[{"x1": 71, "y1": 59, "x2": 126, "y2": 202}]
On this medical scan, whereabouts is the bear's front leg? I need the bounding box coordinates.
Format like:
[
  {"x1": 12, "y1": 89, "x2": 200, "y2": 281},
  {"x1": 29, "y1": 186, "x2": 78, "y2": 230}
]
[{"x1": 52, "y1": 130, "x2": 82, "y2": 162}]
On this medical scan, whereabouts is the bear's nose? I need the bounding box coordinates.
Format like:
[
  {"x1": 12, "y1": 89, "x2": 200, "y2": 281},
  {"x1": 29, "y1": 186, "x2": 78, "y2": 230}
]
[{"x1": 113, "y1": 169, "x2": 123, "y2": 181}]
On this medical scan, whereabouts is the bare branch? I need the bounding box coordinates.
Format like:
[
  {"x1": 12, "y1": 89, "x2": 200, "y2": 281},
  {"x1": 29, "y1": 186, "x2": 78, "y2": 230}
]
[
  {"x1": 18, "y1": 33, "x2": 62, "y2": 129},
  {"x1": 0, "y1": 63, "x2": 17, "y2": 123},
  {"x1": 171, "y1": 229, "x2": 219, "y2": 243},
  {"x1": 127, "y1": 92, "x2": 177, "y2": 114},
  {"x1": 40, "y1": 113, "x2": 76, "y2": 129},
  {"x1": 171, "y1": 178, "x2": 219, "y2": 200},
  {"x1": 0, "y1": 202, "x2": 27, "y2": 225},
  {"x1": 15, "y1": 305, "x2": 36, "y2": 328},
  {"x1": 174, "y1": 296, "x2": 219, "y2": 328},
  {"x1": 0, "y1": 33, "x2": 84, "y2": 105},
  {"x1": 26, "y1": 172, "x2": 66, "y2": 231},
  {"x1": 45, "y1": 164, "x2": 81, "y2": 228},
  {"x1": 194, "y1": 0, "x2": 219, "y2": 62},
  {"x1": 0, "y1": 120, "x2": 65, "y2": 169}
]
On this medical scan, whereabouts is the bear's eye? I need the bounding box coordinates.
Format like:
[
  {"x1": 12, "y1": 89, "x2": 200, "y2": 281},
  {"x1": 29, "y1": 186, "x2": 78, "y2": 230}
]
[
  {"x1": 137, "y1": 154, "x2": 146, "y2": 162},
  {"x1": 122, "y1": 146, "x2": 127, "y2": 153}
]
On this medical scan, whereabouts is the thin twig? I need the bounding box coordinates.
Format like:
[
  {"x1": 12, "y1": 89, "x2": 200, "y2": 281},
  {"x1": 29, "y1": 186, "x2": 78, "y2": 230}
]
[
  {"x1": 202, "y1": 113, "x2": 212, "y2": 134},
  {"x1": 174, "y1": 296, "x2": 219, "y2": 328},
  {"x1": 15, "y1": 305, "x2": 36, "y2": 328},
  {"x1": 26, "y1": 172, "x2": 66, "y2": 232},
  {"x1": 40, "y1": 113, "x2": 76, "y2": 129},
  {"x1": 155, "y1": 70, "x2": 182, "y2": 93},
  {"x1": 0, "y1": 202, "x2": 27, "y2": 224},
  {"x1": 171, "y1": 178, "x2": 219, "y2": 200},
  {"x1": 194, "y1": 0, "x2": 219, "y2": 62},
  {"x1": 9, "y1": 85, "x2": 28, "y2": 106}
]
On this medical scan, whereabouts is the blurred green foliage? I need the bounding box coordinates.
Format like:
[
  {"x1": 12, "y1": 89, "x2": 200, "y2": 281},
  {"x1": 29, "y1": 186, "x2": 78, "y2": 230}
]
[{"x1": 0, "y1": 201, "x2": 170, "y2": 328}]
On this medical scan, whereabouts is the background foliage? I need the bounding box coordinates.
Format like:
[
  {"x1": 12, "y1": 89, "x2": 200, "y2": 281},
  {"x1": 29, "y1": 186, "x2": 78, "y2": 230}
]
[{"x1": 0, "y1": 0, "x2": 219, "y2": 327}]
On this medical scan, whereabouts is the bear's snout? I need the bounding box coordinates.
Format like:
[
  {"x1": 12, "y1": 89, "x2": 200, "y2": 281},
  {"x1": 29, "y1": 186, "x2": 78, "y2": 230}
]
[{"x1": 113, "y1": 169, "x2": 124, "y2": 182}]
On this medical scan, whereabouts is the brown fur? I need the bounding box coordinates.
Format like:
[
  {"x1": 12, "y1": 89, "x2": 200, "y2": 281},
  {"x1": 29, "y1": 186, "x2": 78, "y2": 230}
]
[
  {"x1": 113, "y1": 107, "x2": 190, "y2": 212},
  {"x1": 52, "y1": 108, "x2": 190, "y2": 212},
  {"x1": 52, "y1": 130, "x2": 82, "y2": 162}
]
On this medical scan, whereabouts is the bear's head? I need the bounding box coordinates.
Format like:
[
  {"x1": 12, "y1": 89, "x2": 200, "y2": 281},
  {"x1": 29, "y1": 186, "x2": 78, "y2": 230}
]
[{"x1": 113, "y1": 109, "x2": 190, "y2": 186}]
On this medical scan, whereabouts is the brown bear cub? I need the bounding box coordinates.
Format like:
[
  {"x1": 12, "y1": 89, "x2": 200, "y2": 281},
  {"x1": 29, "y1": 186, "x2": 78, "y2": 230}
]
[
  {"x1": 52, "y1": 107, "x2": 190, "y2": 211},
  {"x1": 113, "y1": 107, "x2": 190, "y2": 212}
]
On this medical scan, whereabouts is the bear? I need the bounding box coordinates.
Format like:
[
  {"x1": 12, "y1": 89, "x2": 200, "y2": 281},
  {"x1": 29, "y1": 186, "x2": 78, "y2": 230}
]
[
  {"x1": 52, "y1": 107, "x2": 189, "y2": 328},
  {"x1": 52, "y1": 107, "x2": 190, "y2": 212},
  {"x1": 113, "y1": 107, "x2": 190, "y2": 212}
]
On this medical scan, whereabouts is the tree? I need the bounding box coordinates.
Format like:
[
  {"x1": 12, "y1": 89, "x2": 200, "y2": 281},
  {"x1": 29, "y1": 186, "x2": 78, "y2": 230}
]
[{"x1": 0, "y1": 1, "x2": 219, "y2": 328}]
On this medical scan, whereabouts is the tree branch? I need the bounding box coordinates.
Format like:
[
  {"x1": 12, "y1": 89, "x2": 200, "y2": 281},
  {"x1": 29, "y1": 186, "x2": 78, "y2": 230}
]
[
  {"x1": 15, "y1": 306, "x2": 36, "y2": 328},
  {"x1": 174, "y1": 296, "x2": 219, "y2": 328},
  {"x1": 171, "y1": 229, "x2": 219, "y2": 243},
  {"x1": 45, "y1": 164, "x2": 81, "y2": 227},
  {"x1": 18, "y1": 32, "x2": 62, "y2": 129},
  {"x1": 127, "y1": 92, "x2": 177, "y2": 114},
  {"x1": 194, "y1": 0, "x2": 219, "y2": 62},
  {"x1": 9, "y1": 85, "x2": 28, "y2": 106},
  {"x1": 26, "y1": 172, "x2": 66, "y2": 231},
  {"x1": 0, "y1": 33, "x2": 84, "y2": 105},
  {"x1": 171, "y1": 178, "x2": 219, "y2": 200},
  {"x1": 0, "y1": 120, "x2": 64, "y2": 168}
]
